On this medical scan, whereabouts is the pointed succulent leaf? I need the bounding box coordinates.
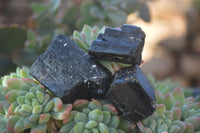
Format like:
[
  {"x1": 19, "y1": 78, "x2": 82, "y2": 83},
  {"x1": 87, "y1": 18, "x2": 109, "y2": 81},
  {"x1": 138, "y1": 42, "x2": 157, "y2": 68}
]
[
  {"x1": 51, "y1": 104, "x2": 72, "y2": 120},
  {"x1": 184, "y1": 97, "x2": 195, "y2": 105},
  {"x1": 22, "y1": 104, "x2": 33, "y2": 113},
  {"x1": 171, "y1": 107, "x2": 181, "y2": 121},
  {"x1": 14, "y1": 105, "x2": 20, "y2": 115},
  {"x1": 6, "y1": 78, "x2": 21, "y2": 90},
  {"x1": 91, "y1": 26, "x2": 100, "y2": 40},
  {"x1": 155, "y1": 91, "x2": 164, "y2": 104},
  {"x1": 172, "y1": 87, "x2": 185, "y2": 104},
  {"x1": 8, "y1": 102, "x2": 18, "y2": 115},
  {"x1": 181, "y1": 104, "x2": 191, "y2": 119},
  {"x1": 51, "y1": 97, "x2": 63, "y2": 112},
  {"x1": 35, "y1": 90, "x2": 44, "y2": 104},
  {"x1": 63, "y1": 111, "x2": 77, "y2": 124},
  {"x1": 185, "y1": 117, "x2": 200, "y2": 131},
  {"x1": 5, "y1": 90, "x2": 20, "y2": 104},
  {"x1": 183, "y1": 122, "x2": 194, "y2": 133},
  {"x1": 32, "y1": 105, "x2": 43, "y2": 114},
  {"x1": 171, "y1": 121, "x2": 186, "y2": 133},
  {"x1": 42, "y1": 94, "x2": 51, "y2": 106},
  {"x1": 156, "y1": 104, "x2": 166, "y2": 114},
  {"x1": 98, "y1": 60, "x2": 114, "y2": 74},
  {"x1": 74, "y1": 37, "x2": 89, "y2": 52},
  {"x1": 169, "y1": 125, "x2": 181, "y2": 133},
  {"x1": 43, "y1": 100, "x2": 54, "y2": 113},
  {"x1": 163, "y1": 92, "x2": 176, "y2": 110},
  {"x1": 81, "y1": 25, "x2": 93, "y2": 45}
]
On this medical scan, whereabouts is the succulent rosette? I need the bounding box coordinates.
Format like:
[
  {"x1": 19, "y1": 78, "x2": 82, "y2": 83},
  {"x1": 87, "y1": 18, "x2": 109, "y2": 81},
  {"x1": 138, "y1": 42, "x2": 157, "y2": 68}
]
[
  {"x1": 59, "y1": 99, "x2": 136, "y2": 133},
  {"x1": 137, "y1": 87, "x2": 200, "y2": 133},
  {"x1": 3, "y1": 78, "x2": 72, "y2": 133},
  {"x1": 0, "y1": 67, "x2": 32, "y2": 101}
]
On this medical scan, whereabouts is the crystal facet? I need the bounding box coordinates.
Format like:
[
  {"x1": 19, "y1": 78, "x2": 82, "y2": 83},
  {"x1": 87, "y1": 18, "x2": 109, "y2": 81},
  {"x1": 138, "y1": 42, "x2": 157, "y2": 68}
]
[
  {"x1": 30, "y1": 34, "x2": 112, "y2": 103},
  {"x1": 88, "y1": 24, "x2": 146, "y2": 65},
  {"x1": 107, "y1": 65, "x2": 156, "y2": 122}
]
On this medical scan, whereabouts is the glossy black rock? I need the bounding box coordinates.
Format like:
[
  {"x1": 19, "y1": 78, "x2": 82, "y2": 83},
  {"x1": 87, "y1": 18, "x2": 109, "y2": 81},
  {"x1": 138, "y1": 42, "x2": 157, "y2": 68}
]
[
  {"x1": 88, "y1": 24, "x2": 146, "y2": 65},
  {"x1": 30, "y1": 34, "x2": 112, "y2": 103},
  {"x1": 107, "y1": 65, "x2": 156, "y2": 122}
]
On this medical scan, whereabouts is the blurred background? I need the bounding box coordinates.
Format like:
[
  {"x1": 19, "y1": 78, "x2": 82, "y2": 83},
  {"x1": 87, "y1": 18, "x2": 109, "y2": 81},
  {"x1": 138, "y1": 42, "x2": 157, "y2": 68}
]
[{"x1": 0, "y1": 0, "x2": 199, "y2": 89}]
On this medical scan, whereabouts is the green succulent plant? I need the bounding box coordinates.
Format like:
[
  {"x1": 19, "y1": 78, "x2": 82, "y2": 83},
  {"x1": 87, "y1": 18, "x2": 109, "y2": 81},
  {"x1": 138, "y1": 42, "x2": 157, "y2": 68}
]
[
  {"x1": 0, "y1": 67, "x2": 32, "y2": 101},
  {"x1": 148, "y1": 74, "x2": 200, "y2": 102},
  {"x1": 147, "y1": 74, "x2": 179, "y2": 95},
  {"x1": 0, "y1": 101, "x2": 10, "y2": 133},
  {"x1": 0, "y1": 67, "x2": 31, "y2": 86},
  {"x1": 3, "y1": 78, "x2": 72, "y2": 133},
  {"x1": 73, "y1": 24, "x2": 130, "y2": 74},
  {"x1": 60, "y1": 99, "x2": 136, "y2": 133},
  {"x1": 137, "y1": 87, "x2": 200, "y2": 133}
]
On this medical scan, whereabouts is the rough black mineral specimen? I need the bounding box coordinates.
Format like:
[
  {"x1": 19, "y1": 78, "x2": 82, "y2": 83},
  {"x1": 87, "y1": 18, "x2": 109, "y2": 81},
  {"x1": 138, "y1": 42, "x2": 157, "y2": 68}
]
[
  {"x1": 30, "y1": 34, "x2": 112, "y2": 103},
  {"x1": 88, "y1": 24, "x2": 146, "y2": 65},
  {"x1": 107, "y1": 65, "x2": 156, "y2": 122}
]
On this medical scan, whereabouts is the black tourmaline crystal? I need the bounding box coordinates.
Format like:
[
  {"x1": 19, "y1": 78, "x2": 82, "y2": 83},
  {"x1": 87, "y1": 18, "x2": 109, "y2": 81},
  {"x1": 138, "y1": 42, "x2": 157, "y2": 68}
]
[
  {"x1": 30, "y1": 34, "x2": 112, "y2": 103},
  {"x1": 107, "y1": 65, "x2": 156, "y2": 122},
  {"x1": 88, "y1": 24, "x2": 146, "y2": 65}
]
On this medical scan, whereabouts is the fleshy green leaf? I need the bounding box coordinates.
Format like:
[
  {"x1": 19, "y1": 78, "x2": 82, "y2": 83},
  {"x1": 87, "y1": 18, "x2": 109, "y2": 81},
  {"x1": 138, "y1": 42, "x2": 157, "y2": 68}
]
[
  {"x1": 89, "y1": 109, "x2": 104, "y2": 122},
  {"x1": 85, "y1": 121, "x2": 98, "y2": 129},
  {"x1": 39, "y1": 113, "x2": 50, "y2": 124},
  {"x1": 98, "y1": 123, "x2": 109, "y2": 133},
  {"x1": 74, "y1": 112, "x2": 88, "y2": 123}
]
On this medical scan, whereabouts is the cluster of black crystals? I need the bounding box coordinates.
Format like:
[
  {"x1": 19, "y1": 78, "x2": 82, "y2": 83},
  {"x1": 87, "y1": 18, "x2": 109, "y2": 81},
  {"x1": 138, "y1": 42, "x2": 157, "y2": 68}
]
[{"x1": 30, "y1": 24, "x2": 156, "y2": 123}]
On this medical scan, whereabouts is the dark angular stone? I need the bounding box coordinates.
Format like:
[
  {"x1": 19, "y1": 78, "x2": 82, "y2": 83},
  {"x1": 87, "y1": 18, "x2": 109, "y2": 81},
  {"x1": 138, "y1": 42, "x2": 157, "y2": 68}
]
[
  {"x1": 30, "y1": 34, "x2": 112, "y2": 103},
  {"x1": 88, "y1": 24, "x2": 146, "y2": 65},
  {"x1": 107, "y1": 65, "x2": 156, "y2": 122}
]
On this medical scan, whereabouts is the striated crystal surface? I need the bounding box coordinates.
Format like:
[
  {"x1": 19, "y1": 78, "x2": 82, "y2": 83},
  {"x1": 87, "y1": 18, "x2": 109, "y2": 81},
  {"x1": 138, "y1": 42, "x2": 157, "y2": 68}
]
[
  {"x1": 107, "y1": 65, "x2": 156, "y2": 122},
  {"x1": 30, "y1": 34, "x2": 112, "y2": 103},
  {"x1": 88, "y1": 24, "x2": 146, "y2": 65}
]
